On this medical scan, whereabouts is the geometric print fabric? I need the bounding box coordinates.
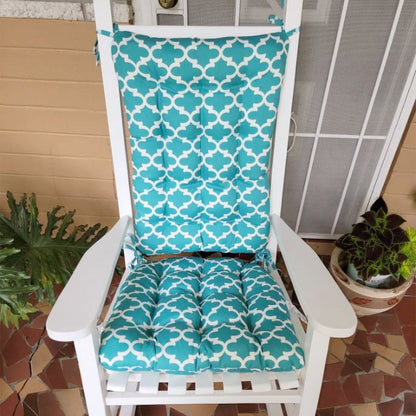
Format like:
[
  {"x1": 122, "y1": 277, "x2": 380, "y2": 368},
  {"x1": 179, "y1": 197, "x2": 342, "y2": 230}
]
[
  {"x1": 111, "y1": 31, "x2": 290, "y2": 255},
  {"x1": 99, "y1": 256, "x2": 304, "y2": 374}
]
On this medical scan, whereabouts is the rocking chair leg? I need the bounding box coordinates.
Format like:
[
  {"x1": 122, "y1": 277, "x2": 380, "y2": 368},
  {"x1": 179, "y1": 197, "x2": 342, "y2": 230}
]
[
  {"x1": 298, "y1": 328, "x2": 330, "y2": 416},
  {"x1": 266, "y1": 380, "x2": 284, "y2": 416},
  {"x1": 282, "y1": 403, "x2": 298, "y2": 416},
  {"x1": 75, "y1": 331, "x2": 111, "y2": 416},
  {"x1": 118, "y1": 382, "x2": 137, "y2": 416},
  {"x1": 266, "y1": 402, "x2": 285, "y2": 416}
]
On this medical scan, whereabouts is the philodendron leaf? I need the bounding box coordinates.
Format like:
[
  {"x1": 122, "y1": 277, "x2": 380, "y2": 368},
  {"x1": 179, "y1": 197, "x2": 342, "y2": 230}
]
[
  {"x1": 0, "y1": 238, "x2": 38, "y2": 328},
  {"x1": 0, "y1": 247, "x2": 19, "y2": 263},
  {"x1": 0, "y1": 192, "x2": 108, "y2": 305},
  {"x1": 44, "y1": 206, "x2": 63, "y2": 237},
  {"x1": 386, "y1": 214, "x2": 406, "y2": 230},
  {"x1": 28, "y1": 192, "x2": 41, "y2": 238},
  {"x1": 370, "y1": 197, "x2": 388, "y2": 214}
]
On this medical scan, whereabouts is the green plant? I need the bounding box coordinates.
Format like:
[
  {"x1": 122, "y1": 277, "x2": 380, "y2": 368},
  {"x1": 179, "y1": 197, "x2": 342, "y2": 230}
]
[
  {"x1": 398, "y1": 227, "x2": 416, "y2": 280},
  {"x1": 335, "y1": 197, "x2": 409, "y2": 281},
  {"x1": 0, "y1": 237, "x2": 37, "y2": 327},
  {"x1": 0, "y1": 192, "x2": 108, "y2": 309}
]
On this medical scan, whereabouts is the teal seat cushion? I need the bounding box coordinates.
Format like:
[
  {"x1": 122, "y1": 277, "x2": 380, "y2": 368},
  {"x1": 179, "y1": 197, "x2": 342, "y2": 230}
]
[
  {"x1": 111, "y1": 31, "x2": 290, "y2": 255},
  {"x1": 99, "y1": 257, "x2": 304, "y2": 374}
]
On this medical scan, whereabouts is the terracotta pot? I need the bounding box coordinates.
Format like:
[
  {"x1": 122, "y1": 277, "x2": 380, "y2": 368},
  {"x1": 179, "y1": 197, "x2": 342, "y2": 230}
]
[{"x1": 330, "y1": 247, "x2": 414, "y2": 317}]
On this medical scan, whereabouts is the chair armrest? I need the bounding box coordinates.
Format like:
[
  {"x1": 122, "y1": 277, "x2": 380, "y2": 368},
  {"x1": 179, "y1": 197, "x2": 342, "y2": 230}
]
[
  {"x1": 271, "y1": 214, "x2": 357, "y2": 338},
  {"x1": 47, "y1": 216, "x2": 130, "y2": 342}
]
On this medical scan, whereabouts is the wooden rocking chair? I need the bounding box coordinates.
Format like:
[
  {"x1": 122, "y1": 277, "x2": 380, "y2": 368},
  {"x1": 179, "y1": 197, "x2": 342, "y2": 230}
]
[{"x1": 47, "y1": 0, "x2": 357, "y2": 415}]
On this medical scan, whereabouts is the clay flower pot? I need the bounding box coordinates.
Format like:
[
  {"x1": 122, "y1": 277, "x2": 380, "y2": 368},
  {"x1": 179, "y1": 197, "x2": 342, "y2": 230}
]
[{"x1": 330, "y1": 247, "x2": 414, "y2": 316}]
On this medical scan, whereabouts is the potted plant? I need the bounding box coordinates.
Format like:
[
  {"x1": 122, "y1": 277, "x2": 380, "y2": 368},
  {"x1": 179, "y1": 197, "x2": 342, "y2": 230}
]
[
  {"x1": 330, "y1": 197, "x2": 415, "y2": 316},
  {"x1": 0, "y1": 191, "x2": 108, "y2": 327}
]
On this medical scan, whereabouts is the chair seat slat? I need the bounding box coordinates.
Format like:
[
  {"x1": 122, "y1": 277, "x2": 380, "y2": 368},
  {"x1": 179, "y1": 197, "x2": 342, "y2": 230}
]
[
  {"x1": 275, "y1": 371, "x2": 299, "y2": 390},
  {"x1": 168, "y1": 375, "x2": 187, "y2": 395},
  {"x1": 222, "y1": 373, "x2": 242, "y2": 393},
  {"x1": 195, "y1": 372, "x2": 214, "y2": 394},
  {"x1": 107, "y1": 372, "x2": 129, "y2": 392},
  {"x1": 139, "y1": 372, "x2": 159, "y2": 395},
  {"x1": 250, "y1": 372, "x2": 272, "y2": 392}
]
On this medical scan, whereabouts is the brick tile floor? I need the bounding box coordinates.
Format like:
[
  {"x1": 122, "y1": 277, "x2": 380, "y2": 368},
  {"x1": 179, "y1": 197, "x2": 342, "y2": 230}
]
[{"x1": 1, "y1": 269, "x2": 415, "y2": 416}]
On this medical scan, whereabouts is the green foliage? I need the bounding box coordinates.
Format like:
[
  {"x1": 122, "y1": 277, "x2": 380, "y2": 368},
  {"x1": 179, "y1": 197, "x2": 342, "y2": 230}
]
[
  {"x1": 0, "y1": 192, "x2": 108, "y2": 307},
  {"x1": 335, "y1": 197, "x2": 409, "y2": 281},
  {"x1": 398, "y1": 227, "x2": 416, "y2": 280},
  {"x1": 0, "y1": 237, "x2": 38, "y2": 328}
]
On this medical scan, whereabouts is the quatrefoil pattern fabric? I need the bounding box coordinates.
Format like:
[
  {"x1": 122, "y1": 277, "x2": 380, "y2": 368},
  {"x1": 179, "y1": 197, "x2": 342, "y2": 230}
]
[
  {"x1": 111, "y1": 31, "x2": 290, "y2": 254},
  {"x1": 99, "y1": 257, "x2": 304, "y2": 374}
]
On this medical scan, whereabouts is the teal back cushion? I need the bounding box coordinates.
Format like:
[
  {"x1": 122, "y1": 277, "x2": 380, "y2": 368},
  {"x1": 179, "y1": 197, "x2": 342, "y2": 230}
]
[{"x1": 112, "y1": 31, "x2": 289, "y2": 255}]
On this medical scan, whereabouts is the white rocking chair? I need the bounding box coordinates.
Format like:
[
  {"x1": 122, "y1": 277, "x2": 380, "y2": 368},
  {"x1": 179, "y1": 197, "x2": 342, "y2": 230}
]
[{"x1": 46, "y1": 0, "x2": 357, "y2": 415}]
